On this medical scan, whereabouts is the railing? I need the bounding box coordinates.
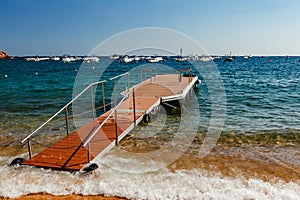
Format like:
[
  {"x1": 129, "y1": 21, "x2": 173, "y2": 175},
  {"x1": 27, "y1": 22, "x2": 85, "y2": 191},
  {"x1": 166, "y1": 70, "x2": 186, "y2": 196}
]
[
  {"x1": 20, "y1": 69, "x2": 167, "y2": 160},
  {"x1": 179, "y1": 67, "x2": 193, "y2": 82},
  {"x1": 110, "y1": 72, "x2": 129, "y2": 107},
  {"x1": 140, "y1": 68, "x2": 157, "y2": 82},
  {"x1": 21, "y1": 80, "x2": 107, "y2": 158},
  {"x1": 81, "y1": 87, "x2": 137, "y2": 163},
  {"x1": 20, "y1": 72, "x2": 135, "y2": 160}
]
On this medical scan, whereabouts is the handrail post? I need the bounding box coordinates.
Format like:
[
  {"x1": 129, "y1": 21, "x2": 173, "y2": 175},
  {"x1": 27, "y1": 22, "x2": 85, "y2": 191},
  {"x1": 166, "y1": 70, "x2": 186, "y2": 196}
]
[
  {"x1": 189, "y1": 68, "x2": 192, "y2": 83},
  {"x1": 65, "y1": 107, "x2": 69, "y2": 136},
  {"x1": 150, "y1": 69, "x2": 153, "y2": 83},
  {"x1": 102, "y1": 82, "x2": 106, "y2": 113},
  {"x1": 27, "y1": 139, "x2": 32, "y2": 159},
  {"x1": 90, "y1": 86, "x2": 95, "y2": 119},
  {"x1": 87, "y1": 142, "x2": 90, "y2": 163},
  {"x1": 179, "y1": 69, "x2": 182, "y2": 82},
  {"x1": 115, "y1": 110, "x2": 118, "y2": 145},
  {"x1": 133, "y1": 88, "x2": 136, "y2": 126},
  {"x1": 113, "y1": 80, "x2": 117, "y2": 107},
  {"x1": 82, "y1": 93, "x2": 129, "y2": 147},
  {"x1": 180, "y1": 48, "x2": 182, "y2": 82},
  {"x1": 127, "y1": 73, "x2": 130, "y2": 90},
  {"x1": 140, "y1": 70, "x2": 143, "y2": 82}
]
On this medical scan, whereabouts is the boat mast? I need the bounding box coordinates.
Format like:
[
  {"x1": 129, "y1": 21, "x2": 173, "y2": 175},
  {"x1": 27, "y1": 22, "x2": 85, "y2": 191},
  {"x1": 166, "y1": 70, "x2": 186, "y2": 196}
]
[{"x1": 179, "y1": 48, "x2": 182, "y2": 82}]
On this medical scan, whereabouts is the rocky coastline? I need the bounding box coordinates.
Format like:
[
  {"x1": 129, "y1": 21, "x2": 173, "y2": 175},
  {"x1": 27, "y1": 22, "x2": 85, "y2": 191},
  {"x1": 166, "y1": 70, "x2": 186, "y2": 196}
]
[{"x1": 0, "y1": 50, "x2": 11, "y2": 59}]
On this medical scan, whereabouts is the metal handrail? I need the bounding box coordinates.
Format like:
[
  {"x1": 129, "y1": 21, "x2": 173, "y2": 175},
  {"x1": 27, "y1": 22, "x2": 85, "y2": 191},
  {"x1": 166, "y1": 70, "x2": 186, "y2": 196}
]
[
  {"x1": 140, "y1": 68, "x2": 157, "y2": 82},
  {"x1": 179, "y1": 67, "x2": 192, "y2": 82},
  {"x1": 70, "y1": 101, "x2": 114, "y2": 118},
  {"x1": 109, "y1": 72, "x2": 129, "y2": 81},
  {"x1": 110, "y1": 72, "x2": 130, "y2": 107},
  {"x1": 21, "y1": 80, "x2": 106, "y2": 144},
  {"x1": 81, "y1": 88, "x2": 132, "y2": 147}
]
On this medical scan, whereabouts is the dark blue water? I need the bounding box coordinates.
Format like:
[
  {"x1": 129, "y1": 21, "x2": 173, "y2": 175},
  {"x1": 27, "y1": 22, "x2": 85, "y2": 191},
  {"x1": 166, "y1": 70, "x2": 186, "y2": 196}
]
[{"x1": 1, "y1": 56, "x2": 299, "y2": 144}]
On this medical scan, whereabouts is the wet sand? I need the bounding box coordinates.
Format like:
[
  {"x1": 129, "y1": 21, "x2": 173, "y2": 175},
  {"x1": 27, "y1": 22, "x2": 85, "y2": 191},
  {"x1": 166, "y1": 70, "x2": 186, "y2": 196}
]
[
  {"x1": 171, "y1": 145, "x2": 300, "y2": 183},
  {"x1": 117, "y1": 132, "x2": 300, "y2": 183}
]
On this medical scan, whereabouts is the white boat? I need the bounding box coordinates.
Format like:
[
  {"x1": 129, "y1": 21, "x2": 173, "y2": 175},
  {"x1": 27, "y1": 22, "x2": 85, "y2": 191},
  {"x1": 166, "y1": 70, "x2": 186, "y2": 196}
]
[
  {"x1": 174, "y1": 48, "x2": 187, "y2": 62},
  {"x1": 108, "y1": 54, "x2": 120, "y2": 60},
  {"x1": 38, "y1": 57, "x2": 50, "y2": 61},
  {"x1": 188, "y1": 55, "x2": 199, "y2": 60},
  {"x1": 174, "y1": 57, "x2": 187, "y2": 62},
  {"x1": 244, "y1": 55, "x2": 253, "y2": 59},
  {"x1": 51, "y1": 56, "x2": 60, "y2": 61},
  {"x1": 25, "y1": 57, "x2": 36, "y2": 61},
  {"x1": 25, "y1": 57, "x2": 49, "y2": 62},
  {"x1": 62, "y1": 57, "x2": 76, "y2": 63},
  {"x1": 146, "y1": 56, "x2": 163, "y2": 63},
  {"x1": 121, "y1": 56, "x2": 134, "y2": 63},
  {"x1": 134, "y1": 56, "x2": 141, "y2": 61},
  {"x1": 198, "y1": 56, "x2": 214, "y2": 62},
  {"x1": 83, "y1": 57, "x2": 100, "y2": 63},
  {"x1": 213, "y1": 56, "x2": 222, "y2": 60}
]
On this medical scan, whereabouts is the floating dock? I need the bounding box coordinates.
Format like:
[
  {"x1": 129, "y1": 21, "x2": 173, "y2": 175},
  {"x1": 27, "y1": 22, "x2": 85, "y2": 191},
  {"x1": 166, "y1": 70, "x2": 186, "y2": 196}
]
[{"x1": 20, "y1": 73, "x2": 199, "y2": 171}]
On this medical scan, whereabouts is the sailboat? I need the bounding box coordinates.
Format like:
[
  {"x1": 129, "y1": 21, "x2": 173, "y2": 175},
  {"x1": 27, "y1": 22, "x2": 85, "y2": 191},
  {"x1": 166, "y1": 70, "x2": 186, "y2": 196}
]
[
  {"x1": 174, "y1": 48, "x2": 187, "y2": 62},
  {"x1": 223, "y1": 51, "x2": 234, "y2": 63}
]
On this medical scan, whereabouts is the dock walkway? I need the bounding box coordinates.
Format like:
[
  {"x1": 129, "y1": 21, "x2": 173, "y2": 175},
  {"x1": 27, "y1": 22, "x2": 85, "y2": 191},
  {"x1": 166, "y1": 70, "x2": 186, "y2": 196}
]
[{"x1": 21, "y1": 74, "x2": 198, "y2": 171}]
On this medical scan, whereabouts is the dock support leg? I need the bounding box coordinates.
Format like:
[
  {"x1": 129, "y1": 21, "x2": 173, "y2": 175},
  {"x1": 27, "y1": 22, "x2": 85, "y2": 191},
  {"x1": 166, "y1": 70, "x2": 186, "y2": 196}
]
[
  {"x1": 65, "y1": 107, "x2": 69, "y2": 136},
  {"x1": 114, "y1": 80, "x2": 117, "y2": 107},
  {"x1": 133, "y1": 88, "x2": 136, "y2": 126},
  {"x1": 87, "y1": 142, "x2": 90, "y2": 163},
  {"x1": 179, "y1": 69, "x2": 182, "y2": 82},
  {"x1": 90, "y1": 86, "x2": 95, "y2": 119},
  {"x1": 115, "y1": 110, "x2": 118, "y2": 145},
  {"x1": 127, "y1": 73, "x2": 130, "y2": 90},
  {"x1": 27, "y1": 139, "x2": 32, "y2": 159},
  {"x1": 102, "y1": 82, "x2": 106, "y2": 113}
]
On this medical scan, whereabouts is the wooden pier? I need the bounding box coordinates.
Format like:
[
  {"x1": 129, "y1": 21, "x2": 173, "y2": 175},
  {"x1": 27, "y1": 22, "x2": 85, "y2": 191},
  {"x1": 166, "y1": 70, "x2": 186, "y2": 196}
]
[{"x1": 21, "y1": 74, "x2": 199, "y2": 171}]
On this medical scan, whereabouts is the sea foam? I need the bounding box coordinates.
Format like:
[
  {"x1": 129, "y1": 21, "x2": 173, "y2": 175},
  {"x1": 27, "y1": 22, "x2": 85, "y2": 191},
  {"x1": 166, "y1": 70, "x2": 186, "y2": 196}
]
[{"x1": 0, "y1": 155, "x2": 299, "y2": 199}]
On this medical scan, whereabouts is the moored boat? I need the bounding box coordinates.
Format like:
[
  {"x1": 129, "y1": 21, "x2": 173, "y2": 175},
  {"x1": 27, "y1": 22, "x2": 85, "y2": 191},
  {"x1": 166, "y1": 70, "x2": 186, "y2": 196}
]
[
  {"x1": 62, "y1": 57, "x2": 76, "y2": 63},
  {"x1": 83, "y1": 56, "x2": 100, "y2": 63},
  {"x1": 146, "y1": 56, "x2": 163, "y2": 63},
  {"x1": 120, "y1": 56, "x2": 134, "y2": 63},
  {"x1": 25, "y1": 57, "x2": 50, "y2": 62}
]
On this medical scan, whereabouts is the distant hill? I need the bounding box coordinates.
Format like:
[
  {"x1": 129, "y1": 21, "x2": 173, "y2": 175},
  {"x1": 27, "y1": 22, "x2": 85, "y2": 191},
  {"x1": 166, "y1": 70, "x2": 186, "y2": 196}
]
[{"x1": 0, "y1": 50, "x2": 11, "y2": 59}]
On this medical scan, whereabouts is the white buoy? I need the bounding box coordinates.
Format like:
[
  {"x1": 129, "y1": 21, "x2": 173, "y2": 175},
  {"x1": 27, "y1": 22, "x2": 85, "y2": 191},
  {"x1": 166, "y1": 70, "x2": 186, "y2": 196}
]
[
  {"x1": 4, "y1": 74, "x2": 8, "y2": 78},
  {"x1": 35, "y1": 72, "x2": 38, "y2": 75},
  {"x1": 92, "y1": 66, "x2": 95, "y2": 70}
]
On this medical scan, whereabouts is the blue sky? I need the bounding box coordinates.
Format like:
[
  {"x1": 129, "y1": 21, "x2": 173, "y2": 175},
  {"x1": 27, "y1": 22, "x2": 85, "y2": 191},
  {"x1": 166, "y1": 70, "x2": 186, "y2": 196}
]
[{"x1": 1, "y1": 0, "x2": 300, "y2": 56}]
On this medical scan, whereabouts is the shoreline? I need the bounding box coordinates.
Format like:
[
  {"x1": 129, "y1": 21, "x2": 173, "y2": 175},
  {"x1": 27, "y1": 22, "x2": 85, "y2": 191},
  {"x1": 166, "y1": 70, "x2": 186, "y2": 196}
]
[
  {"x1": 1, "y1": 143, "x2": 299, "y2": 199},
  {"x1": 1, "y1": 130, "x2": 300, "y2": 199}
]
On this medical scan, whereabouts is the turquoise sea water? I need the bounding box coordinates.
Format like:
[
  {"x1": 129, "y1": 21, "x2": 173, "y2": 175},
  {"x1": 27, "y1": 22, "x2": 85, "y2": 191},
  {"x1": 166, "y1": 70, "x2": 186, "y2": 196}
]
[
  {"x1": 0, "y1": 56, "x2": 300, "y2": 199},
  {"x1": 1, "y1": 57, "x2": 299, "y2": 137}
]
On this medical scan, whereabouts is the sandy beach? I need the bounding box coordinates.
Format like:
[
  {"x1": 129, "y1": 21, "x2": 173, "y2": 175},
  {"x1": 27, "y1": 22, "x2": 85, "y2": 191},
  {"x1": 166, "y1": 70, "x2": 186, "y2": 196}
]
[{"x1": 2, "y1": 139, "x2": 299, "y2": 199}]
